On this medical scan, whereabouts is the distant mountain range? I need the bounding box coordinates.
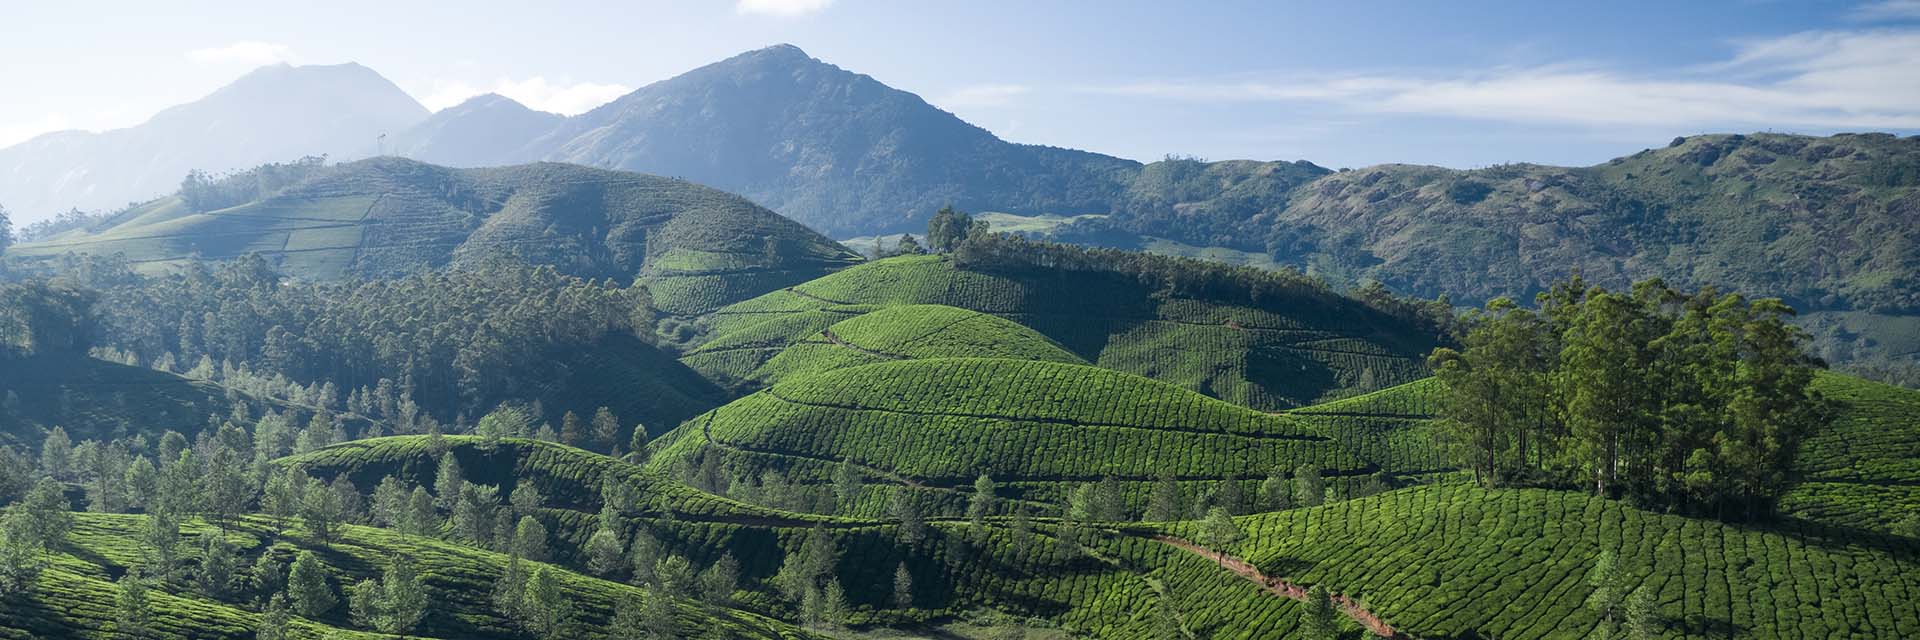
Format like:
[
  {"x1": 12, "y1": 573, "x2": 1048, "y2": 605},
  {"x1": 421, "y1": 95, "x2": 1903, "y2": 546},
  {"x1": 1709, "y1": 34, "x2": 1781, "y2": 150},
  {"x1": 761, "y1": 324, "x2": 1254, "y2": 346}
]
[
  {"x1": 3, "y1": 45, "x2": 1914, "y2": 381},
  {"x1": 0, "y1": 63, "x2": 427, "y2": 219}
]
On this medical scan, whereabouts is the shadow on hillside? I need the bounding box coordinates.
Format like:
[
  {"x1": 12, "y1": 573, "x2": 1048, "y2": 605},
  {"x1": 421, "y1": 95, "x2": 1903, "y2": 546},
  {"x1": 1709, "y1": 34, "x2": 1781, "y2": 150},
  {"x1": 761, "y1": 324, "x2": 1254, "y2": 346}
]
[{"x1": 1738, "y1": 516, "x2": 1920, "y2": 559}]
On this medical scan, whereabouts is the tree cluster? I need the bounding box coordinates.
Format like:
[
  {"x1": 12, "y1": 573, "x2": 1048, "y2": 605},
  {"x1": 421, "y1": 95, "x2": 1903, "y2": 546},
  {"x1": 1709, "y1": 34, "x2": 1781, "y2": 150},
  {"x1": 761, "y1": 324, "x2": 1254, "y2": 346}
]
[{"x1": 1429, "y1": 277, "x2": 1830, "y2": 518}]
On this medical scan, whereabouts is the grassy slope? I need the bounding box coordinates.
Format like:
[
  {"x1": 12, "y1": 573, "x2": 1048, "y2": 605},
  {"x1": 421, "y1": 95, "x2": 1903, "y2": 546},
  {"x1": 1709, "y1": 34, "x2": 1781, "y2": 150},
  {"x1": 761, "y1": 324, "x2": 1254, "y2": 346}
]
[
  {"x1": 0, "y1": 354, "x2": 366, "y2": 449},
  {"x1": 0, "y1": 513, "x2": 820, "y2": 640},
  {"x1": 1779, "y1": 373, "x2": 1920, "y2": 534},
  {"x1": 687, "y1": 255, "x2": 1433, "y2": 410},
  {"x1": 8, "y1": 158, "x2": 863, "y2": 316},
  {"x1": 1189, "y1": 482, "x2": 1920, "y2": 639},
  {"x1": 703, "y1": 304, "x2": 1086, "y2": 386},
  {"x1": 653, "y1": 357, "x2": 1370, "y2": 519}
]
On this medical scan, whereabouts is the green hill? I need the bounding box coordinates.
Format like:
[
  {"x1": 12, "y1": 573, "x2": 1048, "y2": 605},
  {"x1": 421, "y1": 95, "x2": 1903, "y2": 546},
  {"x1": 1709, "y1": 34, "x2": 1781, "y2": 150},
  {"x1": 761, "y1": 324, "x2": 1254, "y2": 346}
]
[
  {"x1": 652, "y1": 357, "x2": 1372, "y2": 518},
  {"x1": 696, "y1": 304, "x2": 1085, "y2": 386},
  {"x1": 1176, "y1": 482, "x2": 1920, "y2": 639},
  {"x1": 0, "y1": 512, "x2": 823, "y2": 640},
  {"x1": 688, "y1": 254, "x2": 1436, "y2": 409},
  {"x1": 8, "y1": 158, "x2": 862, "y2": 316},
  {"x1": 1779, "y1": 373, "x2": 1920, "y2": 535}
]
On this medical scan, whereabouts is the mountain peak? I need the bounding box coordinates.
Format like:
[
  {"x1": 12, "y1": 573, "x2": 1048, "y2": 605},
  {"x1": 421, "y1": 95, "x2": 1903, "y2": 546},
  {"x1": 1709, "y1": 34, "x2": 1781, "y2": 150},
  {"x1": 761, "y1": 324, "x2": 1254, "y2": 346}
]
[{"x1": 724, "y1": 43, "x2": 819, "y2": 68}]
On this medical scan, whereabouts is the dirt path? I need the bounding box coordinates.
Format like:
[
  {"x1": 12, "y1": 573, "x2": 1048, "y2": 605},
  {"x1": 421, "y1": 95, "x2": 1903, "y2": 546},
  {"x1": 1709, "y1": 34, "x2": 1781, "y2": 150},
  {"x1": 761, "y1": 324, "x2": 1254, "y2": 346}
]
[
  {"x1": 819, "y1": 329, "x2": 910, "y2": 360},
  {"x1": 1152, "y1": 535, "x2": 1406, "y2": 639}
]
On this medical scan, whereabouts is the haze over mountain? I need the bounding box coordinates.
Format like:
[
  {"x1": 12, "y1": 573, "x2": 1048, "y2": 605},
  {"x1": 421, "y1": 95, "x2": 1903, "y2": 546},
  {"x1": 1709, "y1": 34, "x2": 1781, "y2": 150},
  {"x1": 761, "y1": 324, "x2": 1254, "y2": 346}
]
[{"x1": 0, "y1": 63, "x2": 427, "y2": 219}]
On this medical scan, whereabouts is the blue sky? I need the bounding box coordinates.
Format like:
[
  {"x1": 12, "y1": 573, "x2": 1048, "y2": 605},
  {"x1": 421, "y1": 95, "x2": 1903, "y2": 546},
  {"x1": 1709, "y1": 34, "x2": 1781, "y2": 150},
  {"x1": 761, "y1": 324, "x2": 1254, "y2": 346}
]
[{"x1": 5, "y1": 0, "x2": 1919, "y2": 169}]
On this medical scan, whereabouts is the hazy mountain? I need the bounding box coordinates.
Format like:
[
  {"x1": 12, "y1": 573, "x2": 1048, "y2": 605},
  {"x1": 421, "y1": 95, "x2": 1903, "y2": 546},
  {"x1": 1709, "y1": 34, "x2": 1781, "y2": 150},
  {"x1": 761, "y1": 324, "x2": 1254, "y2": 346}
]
[
  {"x1": 391, "y1": 93, "x2": 562, "y2": 167},
  {"x1": 404, "y1": 44, "x2": 1141, "y2": 236},
  {"x1": 0, "y1": 62, "x2": 428, "y2": 222}
]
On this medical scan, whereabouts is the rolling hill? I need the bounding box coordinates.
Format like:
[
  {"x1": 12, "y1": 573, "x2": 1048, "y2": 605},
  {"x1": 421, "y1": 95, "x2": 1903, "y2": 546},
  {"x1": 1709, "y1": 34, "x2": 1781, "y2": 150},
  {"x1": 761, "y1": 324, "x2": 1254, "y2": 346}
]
[
  {"x1": 8, "y1": 158, "x2": 862, "y2": 315},
  {"x1": 685, "y1": 254, "x2": 1437, "y2": 410}
]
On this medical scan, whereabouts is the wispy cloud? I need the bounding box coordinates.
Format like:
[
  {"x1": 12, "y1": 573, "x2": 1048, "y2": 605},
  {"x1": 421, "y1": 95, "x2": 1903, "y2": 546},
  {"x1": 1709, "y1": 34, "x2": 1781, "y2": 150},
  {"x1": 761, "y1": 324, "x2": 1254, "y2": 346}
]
[
  {"x1": 935, "y1": 84, "x2": 1030, "y2": 109},
  {"x1": 735, "y1": 0, "x2": 833, "y2": 17},
  {"x1": 418, "y1": 77, "x2": 633, "y2": 115},
  {"x1": 1080, "y1": 28, "x2": 1920, "y2": 130},
  {"x1": 186, "y1": 41, "x2": 295, "y2": 66},
  {"x1": 1850, "y1": 0, "x2": 1920, "y2": 21}
]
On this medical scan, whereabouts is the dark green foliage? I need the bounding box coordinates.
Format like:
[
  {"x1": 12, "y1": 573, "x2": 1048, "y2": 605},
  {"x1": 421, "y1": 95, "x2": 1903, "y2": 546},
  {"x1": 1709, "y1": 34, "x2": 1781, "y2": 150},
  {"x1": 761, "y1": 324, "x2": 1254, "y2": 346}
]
[
  {"x1": 1430, "y1": 278, "x2": 1828, "y2": 517},
  {"x1": 0, "y1": 281, "x2": 96, "y2": 359},
  {"x1": 286, "y1": 550, "x2": 335, "y2": 618}
]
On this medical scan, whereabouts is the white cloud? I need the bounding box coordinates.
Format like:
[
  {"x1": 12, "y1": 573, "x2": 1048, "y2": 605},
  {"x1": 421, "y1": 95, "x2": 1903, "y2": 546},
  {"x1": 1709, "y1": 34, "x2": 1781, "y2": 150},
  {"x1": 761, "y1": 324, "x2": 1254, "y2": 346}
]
[
  {"x1": 935, "y1": 84, "x2": 1030, "y2": 109},
  {"x1": 1078, "y1": 28, "x2": 1920, "y2": 131},
  {"x1": 186, "y1": 41, "x2": 295, "y2": 66},
  {"x1": 735, "y1": 0, "x2": 833, "y2": 17},
  {"x1": 1850, "y1": 0, "x2": 1920, "y2": 21},
  {"x1": 417, "y1": 77, "x2": 633, "y2": 115}
]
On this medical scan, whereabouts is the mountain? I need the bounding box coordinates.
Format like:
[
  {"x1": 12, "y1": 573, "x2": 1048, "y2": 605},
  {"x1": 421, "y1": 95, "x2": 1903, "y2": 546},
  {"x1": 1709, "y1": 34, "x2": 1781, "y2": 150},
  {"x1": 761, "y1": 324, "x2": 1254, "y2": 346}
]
[
  {"x1": 391, "y1": 93, "x2": 563, "y2": 167},
  {"x1": 7, "y1": 157, "x2": 862, "y2": 315},
  {"x1": 0, "y1": 63, "x2": 428, "y2": 221},
  {"x1": 402, "y1": 44, "x2": 1141, "y2": 236}
]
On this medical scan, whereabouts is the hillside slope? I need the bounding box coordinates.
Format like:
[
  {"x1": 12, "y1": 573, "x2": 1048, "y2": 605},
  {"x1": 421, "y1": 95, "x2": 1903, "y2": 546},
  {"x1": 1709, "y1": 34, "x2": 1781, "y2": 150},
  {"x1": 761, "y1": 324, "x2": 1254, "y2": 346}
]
[
  {"x1": 687, "y1": 254, "x2": 1436, "y2": 410},
  {"x1": 9, "y1": 158, "x2": 862, "y2": 315}
]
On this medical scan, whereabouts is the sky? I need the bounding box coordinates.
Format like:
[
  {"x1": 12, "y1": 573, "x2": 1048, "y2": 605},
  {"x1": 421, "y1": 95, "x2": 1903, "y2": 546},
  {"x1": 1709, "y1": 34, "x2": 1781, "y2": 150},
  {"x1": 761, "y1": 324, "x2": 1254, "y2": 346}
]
[{"x1": 4, "y1": 0, "x2": 1919, "y2": 169}]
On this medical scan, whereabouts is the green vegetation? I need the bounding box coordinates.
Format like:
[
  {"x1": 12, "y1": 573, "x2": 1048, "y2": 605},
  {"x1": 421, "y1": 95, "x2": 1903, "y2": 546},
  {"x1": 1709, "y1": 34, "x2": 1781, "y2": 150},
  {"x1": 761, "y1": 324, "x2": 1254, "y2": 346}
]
[
  {"x1": 1779, "y1": 373, "x2": 1920, "y2": 534},
  {"x1": 1193, "y1": 483, "x2": 1920, "y2": 639},
  {"x1": 712, "y1": 304, "x2": 1086, "y2": 386},
  {"x1": 692, "y1": 253, "x2": 1437, "y2": 409},
  {"x1": 8, "y1": 157, "x2": 861, "y2": 315},
  {"x1": 1428, "y1": 278, "x2": 1827, "y2": 518}
]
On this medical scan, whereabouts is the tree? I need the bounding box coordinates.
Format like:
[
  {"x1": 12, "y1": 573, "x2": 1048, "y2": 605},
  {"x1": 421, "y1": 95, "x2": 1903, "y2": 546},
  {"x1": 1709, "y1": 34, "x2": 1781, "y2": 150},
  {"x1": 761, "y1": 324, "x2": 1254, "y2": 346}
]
[
  {"x1": 17, "y1": 479, "x2": 73, "y2": 550},
  {"x1": 822, "y1": 578, "x2": 850, "y2": 628},
  {"x1": 1622, "y1": 585, "x2": 1660, "y2": 640},
  {"x1": 494, "y1": 554, "x2": 530, "y2": 623},
  {"x1": 926, "y1": 205, "x2": 979, "y2": 253},
  {"x1": 261, "y1": 469, "x2": 300, "y2": 525},
  {"x1": 1148, "y1": 471, "x2": 1181, "y2": 521},
  {"x1": 522, "y1": 566, "x2": 573, "y2": 637},
  {"x1": 299, "y1": 477, "x2": 343, "y2": 543},
  {"x1": 249, "y1": 551, "x2": 287, "y2": 602},
  {"x1": 510, "y1": 483, "x2": 545, "y2": 519},
  {"x1": 591, "y1": 407, "x2": 621, "y2": 453},
  {"x1": 893, "y1": 561, "x2": 914, "y2": 609},
  {"x1": 451, "y1": 483, "x2": 498, "y2": 545},
  {"x1": 402, "y1": 486, "x2": 439, "y2": 537},
  {"x1": 559, "y1": 411, "x2": 585, "y2": 448},
  {"x1": 1199, "y1": 507, "x2": 1245, "y2": 560},
  {"x1": 114, "y1": 568, "x2": 155, "y2": 639},
  {"x1": 0, "y1": 509, "x2": 49, "y2": 596},
  {"x1": 655, "y1": 555, "x2": 695, "y2": 595},
  {"x1": 142, "y1": 510, "x2": 182, "y2": 574},
  {"x1": 643, "y1": 582, "x2": 677, "y2": 639},
  {"x1": 287, "y1": 550, "x2": 335, "y2": 618},
  {"x1": 895, "y1": 233, "x2": 925, "y2": 255},
  {"x1": 1216, "y1": 473, "x2": 1244, "y2": 516},
  {"x1": 349, "y1": 578, "x2": 383, "y2": 629},
  {"x1": 831, "y1": 462, "x2": 861, "y2": 515},
  {"x1": 256, "y1": 592, "x2": 292, "y2": 640},
  {"x1": 40, "y1": 426, "x2": 73, "y2": 481},
  {"x1": 1295, "y1": 465, "x2": 1325, "y2": 507},
  {"x1": 379, "y1": 557, "x2": 430, "y2": 634},
  {"x1": 124, "y1": 457, "x2": 158, "y2": 512},
  {"x1": 609, "y1": 591, "x2": 648, "y2": 640},
  {"x1": 513, "y1": 515, "x2": 550, "y2": 561},
  {"x1": 370, "y1": 475, "x2": 409, "y2": 528},
  {"x1": 1096, "y1": 475, "x2": 1128, "y2": 521},
  {"x1": 968, "y1": 473, "x2": 996, "y2": 529},
  {"x1": 586, "y1": 527, "x2": 626, "y2": 578},
  {"x1": 892, "y1": 487, "x2": 926, "y2": 546},
  {"x1": 197, "y1": 534, "x2": 238, "y2": 598},
  {"x1": 627, "y1": 425, "x2": 651, "y2": 464},
  {"x1": 1298, "y1": 584, "x2": 1338, "y2": 640},
  {"x1": 1152, "y1": 593, "x2": 1185, "y2": 640},
  {"x1": 775, "y1": 525, "x2": 837, "y2": 602},
  {"x1": 1260, "y1": 469, "x2": 1291, "y2": 512},
  {"x1": 1586, "y1": 550, "x2": 1626, "y2": 628},
  {"x1": 0, "y1": 203, "x2": 13, "y2": 257},
  {"x1": 629, "y1": 528, "x2": 661, "y2": 586},
  {"x1": 699, "y1": 553, "x2": 740, "y2": 606}
]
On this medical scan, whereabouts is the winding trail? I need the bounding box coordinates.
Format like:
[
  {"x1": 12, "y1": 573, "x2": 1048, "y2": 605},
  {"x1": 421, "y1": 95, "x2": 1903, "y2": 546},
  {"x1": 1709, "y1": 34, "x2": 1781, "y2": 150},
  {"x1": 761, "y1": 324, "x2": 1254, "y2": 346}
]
[{"x1": 1151, "y1": 535, "x2": 1410, "y2": 639}]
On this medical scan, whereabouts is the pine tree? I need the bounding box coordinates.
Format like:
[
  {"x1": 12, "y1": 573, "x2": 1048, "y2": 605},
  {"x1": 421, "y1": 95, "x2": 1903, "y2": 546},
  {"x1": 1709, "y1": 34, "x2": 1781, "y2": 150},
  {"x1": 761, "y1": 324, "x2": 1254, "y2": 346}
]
[
  {"x1": 892, "y1": 486, "x2": 926, "y2": 546},
  {"x1": 1260, "y1": 469, "x2": 1291, "y2": 512},
  {"x1": 256, "y1": 592, "x2": 291, "y2": 640},
  {"x1": 114, "y1": 568, "x2": 154, "y2": 639},
  {"x1": 823, "y1": 578, "x2": 850, "y2": 628},
  {"x1": 1009, "y1": 505, "x2": 1033, "y2": 554},
  {"x1": 0, "y1": 510, "x2": 49, "y2": 596},
  {"x1": 1295, "y1": 464, "x2": 1325, "y2": 507},
  {"x1": 1299, "y1": 584, "x2": 1338, "y2": 640},
  {"x1": 403, "y1": 486, "x2": 438, "y2": 536},
  {"x1": 123, "y1": 457, "x2": 158, "y2": 512},
  {"x1": 968, "y1": 473, "x2": 996, "y2": 529},
  {"x1": 559, "y1": 410, "x2": 585, "y2": 448},
  {"x1": 609, "y1": 591, "x2": 647, "y2": 640},
  {"x1": 522, "y1": 565, "x2": 572, "y2": 637},
  {"x1": 629, "y1": 528, "x2": 661, "y2": 586},
  {"x1": 261, "y1": 468, "x2": 300, "y2": 525},
  {"x1": 370, "y1": 475, "x2": 409, "y2": 528},
  {"x1": 513, "y1": 515, "x2": 551, "y2": 561},
  {"x1": 1152, "y1": 593, "x2": 1185, "y2": 640},
  {"x1": 586, "y1": 527, "x2": 626, "y2": 578},
  {"x1": 699, "y1": 552, "x2": 740, "y2": 606},
  {"x1": 1148, "y1": 471, "x2": 1181, "y2": 522},
  {"x1": 349, "y1": 578, "x2": 383, "y2": 629},
  {"x1": 831, "y1": 462, "x2": 861, "y2": 515},
  {"x1": 1217, "y1": 473, "x2": 1244, "y2": 515},
  {"x1": 591, "y1": 407, "x2": 621, "y2": 453},
  {"x1": 434, "y1": 453, "x2": 465, "y2": 510},
  {"x1": 249, "y1": 551, "x2": 286, "y2": 602},
  {"x1": 643, "y1": 582, "x2": 677, "y2": 639},
  {"x1": 893, "y1": 561, "x2": 914, "y2": 609},
  {"x1": 379, "y1": 557, "x2": 430, "y2": 634},
  {"x1": 1096, "y1": 475, "x2": 1127, "y2": 521},
  {"x1": 142, "y1": 509, "x2": 181, "y2": 574},
  {"x1": 287, "y1": 550, "x2": 335, "y2": 618},
  {"x1": 197, "y1": 534, "x2": 238, "y2": 598},
  {"x1": 1622, "y1": 585, "x2": 1660, "y2": 640},
  {"x1": 1586, "y1": 550, "x2": 1625, "y2": 624},
  {"x1": 627, "y1": 425, "x2": 651, "y2": 464},
  {"x1": 493, "y1": 554, "x2": 530, "y2": 623},
  {"x1": 299, "y1": 477, "x2": 343, "y2": 543},
  {"x1": 40, "y1": 426, "x2": 73, "y2": 481},
  {"x1": 1200, "y1": 507, "x2": 1244, "y2": 560}
]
